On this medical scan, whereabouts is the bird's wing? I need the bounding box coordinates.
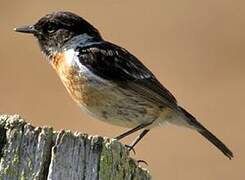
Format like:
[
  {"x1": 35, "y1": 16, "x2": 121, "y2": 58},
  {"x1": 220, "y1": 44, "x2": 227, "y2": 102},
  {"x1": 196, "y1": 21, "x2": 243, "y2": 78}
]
[{"x1": 77, "y1": 41, "x2": 177, "y2": 106}]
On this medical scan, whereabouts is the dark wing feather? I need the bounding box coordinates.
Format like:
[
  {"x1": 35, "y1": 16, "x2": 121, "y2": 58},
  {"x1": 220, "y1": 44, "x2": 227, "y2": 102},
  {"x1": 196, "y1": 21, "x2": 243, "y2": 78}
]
[{"x1": 77, "y1": 41, "x2": 177, "y2": 106}]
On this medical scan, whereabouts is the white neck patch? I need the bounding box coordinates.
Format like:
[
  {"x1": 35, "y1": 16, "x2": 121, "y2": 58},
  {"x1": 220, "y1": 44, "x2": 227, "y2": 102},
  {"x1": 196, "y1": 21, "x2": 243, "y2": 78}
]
[{"x1": 64, "y1": 48, "x2": 79, "y2": 66}]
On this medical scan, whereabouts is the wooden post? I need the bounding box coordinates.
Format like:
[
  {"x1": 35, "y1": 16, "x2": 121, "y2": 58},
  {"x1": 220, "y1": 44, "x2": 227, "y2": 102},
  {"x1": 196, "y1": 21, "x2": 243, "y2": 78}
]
[{"x1": 0, "y1": 115, "x2": 151, "y2": 180}]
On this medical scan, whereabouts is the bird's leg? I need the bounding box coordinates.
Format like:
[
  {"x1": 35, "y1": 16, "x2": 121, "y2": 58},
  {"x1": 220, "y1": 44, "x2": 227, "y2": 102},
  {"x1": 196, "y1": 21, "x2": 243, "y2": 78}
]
[
  {"x1": 126, "y1": 129, "x2": 150, "y2": 164},
  {"x1": 125, "y1": 145, "x2": 136, "y2": 154},
  {"x1": 126, "y1": 129, "x2": 150, "y2": 152},
  {"x1": 115, "y1": 121, "x2": 153, "y2": 140}
]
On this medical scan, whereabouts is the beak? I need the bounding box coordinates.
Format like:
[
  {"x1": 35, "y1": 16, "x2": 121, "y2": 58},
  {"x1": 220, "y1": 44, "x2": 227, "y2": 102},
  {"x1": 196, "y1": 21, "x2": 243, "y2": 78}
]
[{"x1": 14, "y1": 25, "x2": 37, "y2": 34}]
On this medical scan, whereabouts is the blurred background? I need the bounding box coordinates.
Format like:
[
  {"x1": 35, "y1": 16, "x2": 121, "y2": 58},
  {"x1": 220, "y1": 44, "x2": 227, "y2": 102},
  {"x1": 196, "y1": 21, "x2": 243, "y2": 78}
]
[{"x1": 0, "y1": 0, "x2": 244, "y2": 179}]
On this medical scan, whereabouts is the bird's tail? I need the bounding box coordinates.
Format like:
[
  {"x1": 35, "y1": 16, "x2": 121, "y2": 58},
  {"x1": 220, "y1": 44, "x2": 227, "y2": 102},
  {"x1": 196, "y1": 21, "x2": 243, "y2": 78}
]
[{"x1": 178, "y1": 106, "x2": 233, "y2": 159}]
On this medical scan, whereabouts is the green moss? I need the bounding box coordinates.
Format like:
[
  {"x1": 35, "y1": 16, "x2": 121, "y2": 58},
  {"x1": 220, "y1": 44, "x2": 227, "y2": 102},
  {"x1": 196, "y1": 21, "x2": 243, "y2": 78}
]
[
  {"x1": 2, "y1": 165, "x2": 18, "y2": 176},
  {"x1": 99, "y1": 139, "x2": 133, "y2": 180},
  {"x1": 20, "y1": 174, "x2": 26, "y2": 180},
  {"x1": 99, "y1": 139, "x2": 113, "y2": 179},
  {"x1": 12, "y1": 152, "x2": 20, "y2": 165},
  {"x1": 27, "y1": 158, "x2": 34, "y2": 172}
]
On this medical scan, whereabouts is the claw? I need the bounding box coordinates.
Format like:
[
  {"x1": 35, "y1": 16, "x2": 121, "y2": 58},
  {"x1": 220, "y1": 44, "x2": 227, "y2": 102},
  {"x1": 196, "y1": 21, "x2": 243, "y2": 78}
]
[{"x1": 137, "y1": 159, "x2": 148, "y2": 166}]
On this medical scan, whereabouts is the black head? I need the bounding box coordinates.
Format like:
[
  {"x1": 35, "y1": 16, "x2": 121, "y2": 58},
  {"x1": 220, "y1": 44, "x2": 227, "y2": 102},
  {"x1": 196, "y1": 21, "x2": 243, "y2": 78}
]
[{"x1": 15, "y1": 11, "x2": 102, "y2": 56}]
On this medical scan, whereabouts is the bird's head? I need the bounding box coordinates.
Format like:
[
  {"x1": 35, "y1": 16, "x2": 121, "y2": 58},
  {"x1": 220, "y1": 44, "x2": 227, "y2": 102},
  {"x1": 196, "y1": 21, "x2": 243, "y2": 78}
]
[{"x1": 14, "y1": 11, "x2": 102, "y2": 56}]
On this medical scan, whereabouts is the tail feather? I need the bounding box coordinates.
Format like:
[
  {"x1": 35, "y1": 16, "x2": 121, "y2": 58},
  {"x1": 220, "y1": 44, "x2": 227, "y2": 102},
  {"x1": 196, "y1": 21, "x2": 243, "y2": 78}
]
[{"x1": 179, "y1": 106, "x2": 233, "y2": 159}]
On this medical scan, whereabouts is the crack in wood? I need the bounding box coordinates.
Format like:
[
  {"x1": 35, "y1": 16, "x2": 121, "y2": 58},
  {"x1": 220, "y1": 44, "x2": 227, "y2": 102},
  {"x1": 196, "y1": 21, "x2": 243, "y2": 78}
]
[{"x1": 0, "y1": 115, "x2": 151, "y2": 180}]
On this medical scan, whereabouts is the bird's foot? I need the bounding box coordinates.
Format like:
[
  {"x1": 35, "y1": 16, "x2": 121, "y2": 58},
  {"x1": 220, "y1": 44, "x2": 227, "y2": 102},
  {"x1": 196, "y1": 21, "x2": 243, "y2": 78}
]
[{"x1": 125, "y1": 144, "x2": 136, "y2": 155}]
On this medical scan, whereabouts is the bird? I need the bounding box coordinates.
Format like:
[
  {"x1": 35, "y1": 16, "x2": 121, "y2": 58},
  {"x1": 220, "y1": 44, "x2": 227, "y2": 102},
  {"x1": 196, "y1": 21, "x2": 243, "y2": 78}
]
[{"x1": 14, "y1": 11, "x2": 233, "y2": 159}]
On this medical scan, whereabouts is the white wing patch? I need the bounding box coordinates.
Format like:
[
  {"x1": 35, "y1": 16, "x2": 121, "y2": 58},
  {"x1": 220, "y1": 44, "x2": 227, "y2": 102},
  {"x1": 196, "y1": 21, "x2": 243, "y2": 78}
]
[{"x1": 64, "y1": 48, "x2": 109, "y2": 83}]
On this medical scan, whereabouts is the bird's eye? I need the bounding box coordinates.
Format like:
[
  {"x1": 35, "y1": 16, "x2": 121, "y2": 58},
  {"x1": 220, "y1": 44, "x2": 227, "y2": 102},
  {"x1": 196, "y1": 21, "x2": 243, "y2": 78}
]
[{"x1": 45, "y1": 23, "x2": 58, "y2": 34}]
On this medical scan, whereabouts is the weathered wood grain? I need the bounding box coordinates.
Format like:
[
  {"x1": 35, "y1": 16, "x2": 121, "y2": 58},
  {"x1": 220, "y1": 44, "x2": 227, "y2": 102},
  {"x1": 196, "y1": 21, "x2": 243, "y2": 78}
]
[{"x1": 0, "y1": 115, "x2": 151, "y2": 180}]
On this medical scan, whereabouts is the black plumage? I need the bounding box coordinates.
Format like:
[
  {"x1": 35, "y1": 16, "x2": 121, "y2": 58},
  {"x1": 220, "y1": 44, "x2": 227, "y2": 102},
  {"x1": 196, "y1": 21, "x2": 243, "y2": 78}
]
[{"x1": 77, "y1": 41, "x2": 177, "y2": 105}]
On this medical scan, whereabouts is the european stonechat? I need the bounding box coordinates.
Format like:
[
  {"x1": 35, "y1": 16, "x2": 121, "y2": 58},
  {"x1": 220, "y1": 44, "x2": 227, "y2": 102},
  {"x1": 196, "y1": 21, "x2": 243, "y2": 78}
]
[{"x1": 15, "y1": 11, "x2": 233, "y2": 159}]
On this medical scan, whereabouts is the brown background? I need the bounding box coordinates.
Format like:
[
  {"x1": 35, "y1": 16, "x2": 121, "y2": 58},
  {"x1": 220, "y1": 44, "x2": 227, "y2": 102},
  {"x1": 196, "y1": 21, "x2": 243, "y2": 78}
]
[{"x1": 0, "y1": 0, "x2": 244, "y2": 179}]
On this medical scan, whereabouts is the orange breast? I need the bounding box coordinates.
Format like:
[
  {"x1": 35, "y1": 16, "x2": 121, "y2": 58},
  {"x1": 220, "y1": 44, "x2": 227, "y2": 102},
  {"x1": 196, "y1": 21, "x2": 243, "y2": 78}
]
[
  {"x1": 50, "y1": 52, "x2": 110, "y2": 108},
  {"x1": 51, "y1": 53, "x2": 89, "y2": 105}
]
